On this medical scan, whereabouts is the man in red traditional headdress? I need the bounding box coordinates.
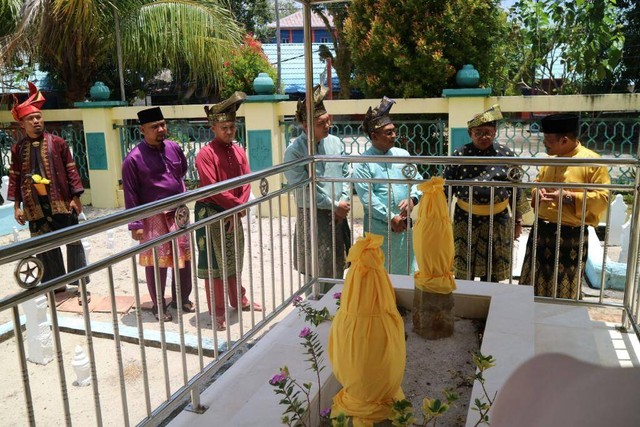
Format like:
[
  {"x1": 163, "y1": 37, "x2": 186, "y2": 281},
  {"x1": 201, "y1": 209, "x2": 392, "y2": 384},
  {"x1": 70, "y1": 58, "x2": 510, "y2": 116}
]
[{"x1": 7, "y1": 82, "x2": 90, "y2": 302}]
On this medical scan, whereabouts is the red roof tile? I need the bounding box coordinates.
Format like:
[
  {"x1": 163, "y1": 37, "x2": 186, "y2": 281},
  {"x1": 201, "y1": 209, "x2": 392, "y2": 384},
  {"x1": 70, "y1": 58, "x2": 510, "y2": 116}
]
[{"x1": 267, "y1": 10, "x2": 334, "y2": 29}]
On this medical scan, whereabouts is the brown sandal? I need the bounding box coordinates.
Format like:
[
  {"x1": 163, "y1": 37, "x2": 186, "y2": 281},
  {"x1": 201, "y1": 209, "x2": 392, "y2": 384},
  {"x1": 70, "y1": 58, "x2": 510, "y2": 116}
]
[
  {"x1": 75, "y1": 290, "x2": 91, "y2": 305},
  {"x1": 152, "y1": 307, "x2": 173, "y2": 322},
  {"x1": 170, "y1": 301, "x2": 196, "y2": 313},
  {"x1": 241, "y1": 302, "x2": 263, "y2": 312},
  {"x1": 215, "y1": 317, "x2": 226, "y2": 331}
]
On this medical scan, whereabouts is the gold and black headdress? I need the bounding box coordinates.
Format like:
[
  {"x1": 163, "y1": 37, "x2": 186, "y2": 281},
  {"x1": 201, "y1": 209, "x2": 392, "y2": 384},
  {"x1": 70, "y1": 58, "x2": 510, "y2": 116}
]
[
  {"x1": 363, "y1": 96, "x2": 396, "y2": 134},
  {"x1": 205, "y1": 91, "x2": 247, "y2": 124},
  {"x1": 295, "y1": 84, "x2": 328, "y2": 123},
  {"x1": 467, "y1": 104, "x2": 503, "y2": 128}
]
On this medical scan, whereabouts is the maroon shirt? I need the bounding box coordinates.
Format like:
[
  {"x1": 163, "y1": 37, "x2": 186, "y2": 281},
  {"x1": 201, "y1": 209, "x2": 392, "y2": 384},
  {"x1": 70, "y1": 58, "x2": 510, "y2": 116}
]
[
  {"x1": 195, "y1": 139, "x2": 250, "y2": 209},
  {"x1": 8, "y1": 133, "x2": 84, "y2": 220}
]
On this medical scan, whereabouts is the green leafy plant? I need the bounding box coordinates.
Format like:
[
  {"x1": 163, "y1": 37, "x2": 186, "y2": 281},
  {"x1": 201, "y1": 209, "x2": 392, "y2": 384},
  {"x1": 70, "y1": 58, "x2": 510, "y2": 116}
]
[
  {"x1": 391, "y1": 351, "x2": 494, "y2": 426},
  {"x1": 292, "y1": 295, "x2": 332, "y2": 327},
  {"x1": 470, "y1": 352, "x2": 496, "y2": 426},
  {"x1": 217, "y1": 33, "x2": 277, "y2": 98},
  {"x1": 270, "y1": 297, "x2": 338, "y2": 426},
  {"x1": 390, "y1": 399, "x2": 416, "y2": 426},
  {"x1": 391, "y1": 388, "x2": 459, "y2": 427},
  {"x1": 269, "y1": 366, "x2": 310, "y2": 426}
]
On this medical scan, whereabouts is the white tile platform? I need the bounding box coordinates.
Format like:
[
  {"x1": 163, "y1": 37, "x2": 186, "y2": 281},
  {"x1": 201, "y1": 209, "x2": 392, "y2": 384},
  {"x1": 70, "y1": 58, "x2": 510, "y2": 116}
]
[
  {"x1": 534, "y1": 302, "x2": 640, "y2": 368},
  {"x1": 168, "y1": 277, "x2": 639, "y2": 427}
]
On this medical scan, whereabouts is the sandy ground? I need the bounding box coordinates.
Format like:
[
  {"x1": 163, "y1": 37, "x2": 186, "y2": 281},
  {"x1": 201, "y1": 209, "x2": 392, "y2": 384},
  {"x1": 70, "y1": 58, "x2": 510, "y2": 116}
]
[
  {"x1": 401, "y1": 313, "x2": 484, "y2": 426},
  {"x1": 0, "y1": 205, "x2": 306, "y2": 426},
  {"x1": 0, "y1": 205, "x2": 627, "y2": 425}
]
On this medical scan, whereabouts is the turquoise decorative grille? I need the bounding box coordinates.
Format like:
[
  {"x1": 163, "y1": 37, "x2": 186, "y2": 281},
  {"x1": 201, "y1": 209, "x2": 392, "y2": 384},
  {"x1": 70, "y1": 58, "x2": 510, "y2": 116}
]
[
  {"x1": 499, "y1": 117, "x2": 640, "y2": 184},
  {"x1": 116, "y1": 119, "x2": 247, "y2": 184},
  {"x1": 282, "y1": 118, "x2": 448, "y2": 178},
  {"x1": 0, "y1": 122, "x2": 90, "y2": 187}
]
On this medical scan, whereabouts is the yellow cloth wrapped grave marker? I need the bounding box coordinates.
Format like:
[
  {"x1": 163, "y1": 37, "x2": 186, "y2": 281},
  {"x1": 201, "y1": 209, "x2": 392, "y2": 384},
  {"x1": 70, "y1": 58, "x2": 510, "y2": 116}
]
[
  {"x1": 328, "y1": 233, "x2": 406, "y2": 427},
  {"x1": 412, "y1": 176, "x2": 456, "y2": 339},
  {"x1": 413, "y1": 176, "x2": 456, "y2": 293}
]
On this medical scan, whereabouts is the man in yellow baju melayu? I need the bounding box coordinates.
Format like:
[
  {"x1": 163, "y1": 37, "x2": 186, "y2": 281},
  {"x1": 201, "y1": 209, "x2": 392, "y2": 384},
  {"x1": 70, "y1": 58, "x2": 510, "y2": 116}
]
[{"x1": 520, "y1": 114, "x2": 610, "y2": 299}]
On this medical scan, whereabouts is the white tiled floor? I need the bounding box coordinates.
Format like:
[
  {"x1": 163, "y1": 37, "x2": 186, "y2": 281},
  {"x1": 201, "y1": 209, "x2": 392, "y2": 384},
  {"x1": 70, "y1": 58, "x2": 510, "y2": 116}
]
[{"x1": 534, "y1": 302, "x2": 640, "y2": 367}]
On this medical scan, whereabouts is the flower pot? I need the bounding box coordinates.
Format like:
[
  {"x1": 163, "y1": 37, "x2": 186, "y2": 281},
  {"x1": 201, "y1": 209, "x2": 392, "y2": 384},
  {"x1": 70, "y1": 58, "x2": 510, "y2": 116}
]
[
  {"x1": 253, "y1": 72, "x2": 275, "y2": 95},
  {"x1": 33, "y1": 183, "x2": 47, "y2": 196},
  {"x1": 456, "y1": 64, "x2": 480, "y2": 88}
]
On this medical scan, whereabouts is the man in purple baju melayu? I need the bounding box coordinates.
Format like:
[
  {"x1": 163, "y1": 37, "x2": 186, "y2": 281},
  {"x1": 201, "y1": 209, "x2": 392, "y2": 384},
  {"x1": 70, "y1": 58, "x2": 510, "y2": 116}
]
[{"x1": 122, "y1": 107, "x2": 193, "y2": 322}]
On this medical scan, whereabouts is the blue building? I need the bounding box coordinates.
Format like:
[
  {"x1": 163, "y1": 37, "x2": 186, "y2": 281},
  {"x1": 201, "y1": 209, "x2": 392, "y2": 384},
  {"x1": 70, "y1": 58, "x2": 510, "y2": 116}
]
[
  {"x1": 261, "y1": 43, "x2": 338, "y2": 97},
  {"x1": 264, "y1": 11, "x2": 339, "y2": 97},
  {"x1": 266, "y1": 10, "x2": 335, "y2": 44}
]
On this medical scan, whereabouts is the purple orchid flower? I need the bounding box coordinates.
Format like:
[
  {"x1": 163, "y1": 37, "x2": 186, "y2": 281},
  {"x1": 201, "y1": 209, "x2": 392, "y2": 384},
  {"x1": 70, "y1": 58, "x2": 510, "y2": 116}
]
[
  {"x1": 299, "y1": 326, "x2": 312, "y2": 338},
  {"x1": 269, "y1": 371, "x2": 288, "y2": 386}
]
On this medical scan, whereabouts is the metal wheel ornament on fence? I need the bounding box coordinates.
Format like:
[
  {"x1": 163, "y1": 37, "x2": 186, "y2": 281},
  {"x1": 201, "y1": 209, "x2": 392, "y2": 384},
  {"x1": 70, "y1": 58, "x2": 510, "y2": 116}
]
[
  {"x1": 14, "y1": 256, "x2": 44, "y2": 289},
  {"x1": 174, "y1": 205, "x2": 190, "y2": 229},
  {"x1": 259, "y1": 178, "x2": 269, "y2": 196},
  {"x1": 506, "y1": 165, "x2": 525, "y2": 182},
  {"x1": 402, "y1": 163, "x2": 418, "y2": 179}
]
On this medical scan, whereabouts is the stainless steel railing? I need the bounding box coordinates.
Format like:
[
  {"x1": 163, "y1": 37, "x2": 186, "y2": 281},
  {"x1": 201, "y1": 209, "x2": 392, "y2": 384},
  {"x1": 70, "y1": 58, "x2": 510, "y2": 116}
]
[{"x1": 1, "y1": 153, "x2": 639, "y2": 425}]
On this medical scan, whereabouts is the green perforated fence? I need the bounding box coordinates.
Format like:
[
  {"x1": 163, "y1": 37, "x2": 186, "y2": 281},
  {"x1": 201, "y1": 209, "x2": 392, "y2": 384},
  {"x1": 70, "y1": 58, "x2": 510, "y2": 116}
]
[
  {"x1": 282, "y1": 118, "x2": 448, "y2": 178},
  {"x1": 0, "y1": 122, "x2": 90, "y2": 187},
  {"x1": 498, "y1": 117, "x2": 640, "y2": 184},
  {"x1": 116, "y1": 119, "x2": 246, "y2": 184},
  {"x1": 113, "y1": 115, "x2": 638, "y2": 185}
]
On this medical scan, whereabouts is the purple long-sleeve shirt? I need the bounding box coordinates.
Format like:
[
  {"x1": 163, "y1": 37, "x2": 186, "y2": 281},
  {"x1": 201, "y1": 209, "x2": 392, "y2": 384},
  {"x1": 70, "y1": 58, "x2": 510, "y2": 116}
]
[{"x1": 122, "y1": 139, "x2": 188, "y2": 230}]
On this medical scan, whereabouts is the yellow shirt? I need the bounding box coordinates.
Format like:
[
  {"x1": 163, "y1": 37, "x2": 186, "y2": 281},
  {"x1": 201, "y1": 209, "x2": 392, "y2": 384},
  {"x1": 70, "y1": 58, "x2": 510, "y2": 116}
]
[{"x1": 535, "y1": 143, "x2": 610, "y2": 227}]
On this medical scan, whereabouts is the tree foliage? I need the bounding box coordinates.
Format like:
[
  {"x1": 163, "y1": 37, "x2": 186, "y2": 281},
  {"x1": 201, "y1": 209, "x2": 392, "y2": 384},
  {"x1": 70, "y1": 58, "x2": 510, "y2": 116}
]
[
  {"x1": 0, "y1": 0, "x2": 244, "y2": 104},
  {"x1": 344, "y1": 0, "x2": 512, "y2": 98},
  {"x1": 311, "y1": 3, "x2": 353, "y2": 99},
  {"x1": 228, "y1": 0, "x2": 273, "y2": 41},
  {"x1": 217, "y1": 34, "x2": 277, "y2": 98},
  {"x1": 0, "y1": 0, "x2": 21, "y2": 38},
  {"x1": 618, "y1": 0, "x2": 640, "y2": 91},
  {"x1": 509, "y1": 0, "x2": 625, "y2": 94}
]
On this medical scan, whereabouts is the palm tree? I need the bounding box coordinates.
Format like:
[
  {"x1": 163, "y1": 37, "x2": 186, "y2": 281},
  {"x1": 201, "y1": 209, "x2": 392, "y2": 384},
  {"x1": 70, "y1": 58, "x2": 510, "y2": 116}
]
[{"x1": 0, "y1": 0, "x2": 243, "y2": 104}]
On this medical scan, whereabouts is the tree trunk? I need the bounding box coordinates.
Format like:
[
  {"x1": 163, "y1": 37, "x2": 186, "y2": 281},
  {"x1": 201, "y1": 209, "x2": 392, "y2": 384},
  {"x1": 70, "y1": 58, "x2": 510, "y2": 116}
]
[{"x1": 412, "y1": 289, "x2": 454, "y2": 340}]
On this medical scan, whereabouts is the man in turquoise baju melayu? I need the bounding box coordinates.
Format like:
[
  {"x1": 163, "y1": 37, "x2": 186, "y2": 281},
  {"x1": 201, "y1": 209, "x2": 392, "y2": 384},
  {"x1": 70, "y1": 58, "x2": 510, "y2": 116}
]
[
  {"x1": 284, "y1": 84, "x2": 351, "y2": 294},
  {"x1": 353, "y1": 97, "x2": 422, "y2": 275}
]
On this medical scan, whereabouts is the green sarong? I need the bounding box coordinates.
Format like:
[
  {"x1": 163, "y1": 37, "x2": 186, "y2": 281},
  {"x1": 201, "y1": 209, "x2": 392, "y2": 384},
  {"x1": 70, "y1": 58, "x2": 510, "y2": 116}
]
[{"x1": 195, "y1": 201, "x2": 244, "y2": 279}]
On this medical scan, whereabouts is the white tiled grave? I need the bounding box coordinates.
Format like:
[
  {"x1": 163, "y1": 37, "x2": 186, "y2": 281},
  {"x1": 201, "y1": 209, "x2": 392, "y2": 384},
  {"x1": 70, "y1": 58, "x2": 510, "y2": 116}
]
[{"x1": 169, "y1": 276, "x2": 638, "y2": 427}]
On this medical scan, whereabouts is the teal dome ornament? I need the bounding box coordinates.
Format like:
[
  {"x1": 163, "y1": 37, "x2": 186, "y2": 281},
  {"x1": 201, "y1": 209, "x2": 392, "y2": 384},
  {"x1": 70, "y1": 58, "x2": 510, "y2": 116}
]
[
  {"x1": 455, "y1": 64, "x2": 480, "y2": 88},
  {"x1": 253, "y1": 72, "x2": 275, "y2": 95},
  {"x1": 89, "y1": 81, "x2": 111, "y2": 101}
]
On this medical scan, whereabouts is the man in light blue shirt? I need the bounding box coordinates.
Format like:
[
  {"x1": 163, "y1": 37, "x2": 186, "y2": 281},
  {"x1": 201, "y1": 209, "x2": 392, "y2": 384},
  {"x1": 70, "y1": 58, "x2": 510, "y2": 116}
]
[
  {"x1": 353, "y1": 97, "x2": 422, "y2": 275},
  {"x1": 284, "y1": 85, "x2": 351, "y2": 293}
]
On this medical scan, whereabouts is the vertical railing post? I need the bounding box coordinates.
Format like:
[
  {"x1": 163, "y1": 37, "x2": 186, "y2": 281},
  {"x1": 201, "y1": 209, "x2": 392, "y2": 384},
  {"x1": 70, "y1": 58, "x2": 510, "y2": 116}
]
[
  {"x1": 622, "y1": 136, "x2": 640, "y2": 330},
  {"x1": 303, "y1": 4, "x2": 319, "y2": 297}
]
